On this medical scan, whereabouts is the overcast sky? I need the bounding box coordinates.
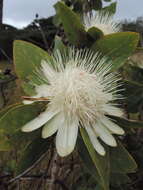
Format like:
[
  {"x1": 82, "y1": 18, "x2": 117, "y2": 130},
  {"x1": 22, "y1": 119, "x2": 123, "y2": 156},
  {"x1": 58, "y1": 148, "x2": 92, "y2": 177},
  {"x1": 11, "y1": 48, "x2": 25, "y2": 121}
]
[{"x1": 3, "y1": 0, "x2": 143, "y2": 28}]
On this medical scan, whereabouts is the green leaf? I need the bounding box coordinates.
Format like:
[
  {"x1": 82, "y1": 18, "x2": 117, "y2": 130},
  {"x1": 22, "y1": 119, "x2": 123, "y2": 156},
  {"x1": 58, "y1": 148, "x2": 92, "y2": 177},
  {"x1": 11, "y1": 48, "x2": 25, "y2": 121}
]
[
  {"x1": 110, "y1": 116, "x2": 143, "y2": 129},
  {"x1": 91, "y1": 32, "x2": 139, "y2": 70},
  {"x1": 110, "y1": 173, "x2": 131, "y2": 186},
  {"x1": 16, "y1": 137, "x2": 52, "y2": 175},
  {"x1": 14, "y1": 40, "x2": 51, "y2": 94},
  {"x1": 124, "y1": 80, "x2": 143, "y2": 92},
  {"x1": 54, "y1": 36, "x2": 67, "y2": 53},
  {"x1": 91, "y1": 0, "x2": 102, "y2": 10},
  {"x1": 87, "y1": 27, "x2": 104, "y2": 41},
  {"x1": 54, "y1": 2, "x2": 88, "y2": 47},
  {"x1": 123, "y1": 80, "x2": 143, "y2": 113},
  {"x1": 77, "y1": 135, "x2": 101, "y2": 183},
  {"x1": 14, "y1": 40, "x2": 51, "y2": 80},
  {"x1": 110, "y1": 141, "x2": 137, "y2": 173},
  {"x1": 0, "y1": 104, "x2": 20, "y2": 118},
  {"x1": 8, "y1": 122, "x2": 42, "y2": 148},
  {"x1": 78, "y1": 128, "x2": 110, "y2": 190},
  {"x1": 102, "y1": 2, "x2": 117, "y2": 15},
  {"x1": 53, "y1": 14, "x2": 62, "y2": 27},
  {"x1": 0, "y1": 103, "x2": 45, "y2": 135},
  {"x1": 22, "y1": 82, "x2": 36, "y2": 96},
  {"x1": 0, "y1": 104, "x2": 39, "y2": 151},
  {"x1": 95, "y1": 185, "x2": 104, "y2": 190},
  {"x1": 0, "y1": 133, "x2": 13, "y2": 151}
]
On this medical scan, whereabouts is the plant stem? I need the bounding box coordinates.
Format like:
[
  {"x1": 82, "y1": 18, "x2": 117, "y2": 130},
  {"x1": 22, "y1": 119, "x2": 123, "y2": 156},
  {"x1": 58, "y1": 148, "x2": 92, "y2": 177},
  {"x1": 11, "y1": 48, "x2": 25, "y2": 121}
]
[{"x1": 48, "y1": 149, "x2": 59, "y2": 190}]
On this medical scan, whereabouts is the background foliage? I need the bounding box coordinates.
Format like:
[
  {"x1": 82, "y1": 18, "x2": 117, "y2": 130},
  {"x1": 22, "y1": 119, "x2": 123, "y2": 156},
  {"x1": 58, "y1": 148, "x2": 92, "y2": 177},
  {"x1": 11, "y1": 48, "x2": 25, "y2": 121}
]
[{"x1": 0, "y1": 0, "x2": 143, "y2": 190}]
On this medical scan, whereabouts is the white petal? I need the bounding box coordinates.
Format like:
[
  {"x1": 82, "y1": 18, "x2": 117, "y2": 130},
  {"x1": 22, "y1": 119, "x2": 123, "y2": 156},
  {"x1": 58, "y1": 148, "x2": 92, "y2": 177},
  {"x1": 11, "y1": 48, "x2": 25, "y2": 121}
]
[
  {"x1": 93, "y1": 121, "x2": 117, "y2": 147},
  {"x1": 35, "y1": 84, "x2": 51, "y2": 97},
  {"x1": 42, "y1": 113, "x2": 63, "y2": 138},
  {"x1": 101, "y1": 116, "x2": 124, "y2": 135},
  {"x1": 23, "y1": 100, "x2": 34, "y2": 105},
  {"x1": 22, "y1": 110, "x2": 59, "y2": 132},
  {"x1": 103, "y1": 105, "x2": 123, "y2": 117},
  {"x1": 85, "y1": 125, "x2": 105, "y2": 156},
  {"x1": 41, "y1": 60, "x2": 56, "y2": 81},
  {"x1": 56, "y1": 115, "x2": 79, "y2": 157}
]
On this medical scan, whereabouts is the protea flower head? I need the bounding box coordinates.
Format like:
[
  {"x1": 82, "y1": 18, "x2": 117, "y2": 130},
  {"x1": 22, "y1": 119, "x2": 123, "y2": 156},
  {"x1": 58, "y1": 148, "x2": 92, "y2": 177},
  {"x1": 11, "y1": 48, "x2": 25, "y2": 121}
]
[
  {"x1": 84, "y1": 11, "x2": 121, "y2": 35},
  {"x1": 22, "y1": 48, "x2": 124, "y2": 157}
]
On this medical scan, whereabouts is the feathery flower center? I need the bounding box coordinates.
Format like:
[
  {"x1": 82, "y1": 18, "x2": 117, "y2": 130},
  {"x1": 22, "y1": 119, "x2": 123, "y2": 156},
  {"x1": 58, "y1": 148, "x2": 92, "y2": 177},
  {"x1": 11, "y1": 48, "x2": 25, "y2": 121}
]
[
  {"x1": 50, "y1": 65, "x2": 110, "y2": 122},
  {"x1": 84, "y1": 12, "x2": 121, "y2": 35}
]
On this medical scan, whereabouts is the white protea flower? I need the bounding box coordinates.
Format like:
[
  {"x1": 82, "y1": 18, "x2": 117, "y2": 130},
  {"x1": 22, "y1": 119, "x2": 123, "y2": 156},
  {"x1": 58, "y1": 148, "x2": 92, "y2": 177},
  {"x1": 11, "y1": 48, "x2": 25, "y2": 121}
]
[
  {"x1": 84, "y1": 11, "x2": 121, "y2": 35},
  {"x1": 22, "y1": 48, "x2": 124, "y2": 157}
]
